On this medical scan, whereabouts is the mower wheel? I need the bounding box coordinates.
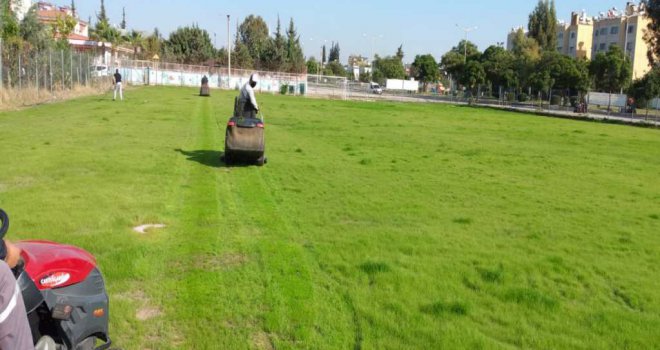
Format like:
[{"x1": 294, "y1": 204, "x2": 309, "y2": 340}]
[{"x1": 256, "y1": 155, "x2": 266, "y2": 166}]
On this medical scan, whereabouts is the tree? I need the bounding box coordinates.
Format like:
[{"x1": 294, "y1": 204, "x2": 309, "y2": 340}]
[
  {"x1": 126, "y1": 30, "x2": 143, "y2": 59},
  {"x1": 306, "y1": 57, "x2": 318, "y2": 74},
  {"x1": 238, "y1": 15, "x2": 269, "y2": 69},
  {"x1": 628, "y1": 66, "x2": 660, "y2": 107},
  {"x1": 481, "y1": 45, "x2": 517, "y2": 93},
  {"x1": 270, "y1": 16, "x2": 286, "y2": 70},
  {"x1": 528, "y1": 0, "x2": 557, "y2": 51},
  {"x1": 590, "y1": 45, "x2": 632, "y2": 93},
  {"x1": 511, "y1": 28, "x2": 541, "y2": 91},
  {"x1": 458, "y1": 60, "x2": 486, "y2": 94},
  {"x1": 441, "y1": 40, "x2": 481, "y2": 90},
  {"x1": 645, "y1": 0, "x2": 660, "y2": 65},
  {"x1": 325, "y1": 61, "x2": 345, "y2": 76},
  {"x1": 165, "y1": 25, "x2": 214, "y2": 64},
  {"x1": 53, "y1": 14, "x2": 77, "y2": 41},
  {"x1": 143, "y1": 29, "x2": 162, "y2": 60},
  {"x1": 328, "y1": 42, "x2": 340, "y2": 62},
  {"x1": 440, "y1": 50, "x2": 465, "y2": 79},
  {"x1": 372, "y1": 55, "x2": 405, "y2": 84},
  {"x1": 455, "y1": 40, "x2": 480, "y2": 62},
  {"x1": 1, "y1": 0, "x2": 20, "y2": 40},
  {"x1": 537, "y1": 51, "x2": 590, "y2": 95},
  {"x1": 232, "y1": 29, "x2": 253, "y2": 69},
  {"x1": 322, "y1": 44, "x2": 326, "y2": 64},
  {"x1": 20, "y1": 4, "x2": 53, "y2": 51},
  {"x1": 285, "y1": 18, "x2": 304, "y2": 73},
  {"x1": 97, "y1": 0, "x2": 108, "y2": 25},
  {"x1": 396, "y1": 45, "x2": 404, "y2": 61},
  {"x1": 411, "y1": 54, "x2": 439, "y2": 90},
  {"x1": 120, "y1": 7, "x2": 126, "y2": 30}
]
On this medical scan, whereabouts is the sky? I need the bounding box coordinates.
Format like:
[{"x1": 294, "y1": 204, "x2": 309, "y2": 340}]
[{"x1": 50, "y1": 0, "x2": 634, "y2": 63}]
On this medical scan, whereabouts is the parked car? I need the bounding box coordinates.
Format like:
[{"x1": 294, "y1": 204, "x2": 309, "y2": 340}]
[
  {"x1": 90, "y1": 64, "x2": 109, "y2": 77},
  {"x1": 369, "y1": 82, "x2": 383, "y2": 94}
]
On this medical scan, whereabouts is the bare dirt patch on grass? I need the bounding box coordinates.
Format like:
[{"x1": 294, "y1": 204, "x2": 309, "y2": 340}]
[
  {"x1": 194, "y1": 252, "x2": 249, "y2": 270},
  {"x1": 251, "y1": 331, "x2": 274, "y2": 350},
  {"x1": 115, "y1": 289, "x2": 164, "y2": 321},
  {"x1": 136, "y1": 307, "x2": 163, "y2": 321}
]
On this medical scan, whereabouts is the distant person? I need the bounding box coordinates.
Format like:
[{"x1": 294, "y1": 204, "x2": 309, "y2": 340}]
[
  {"x1": 200, "y1": 75, "x2": 210, "y2": 96},
  {"x1": 0, "y1": 240, "x2": 34, "y2": 350},
  {"x1": 238, "y1": 73, "x2": 260, "y2": 118},
  {"x1": 113, "y1": 69, "x2": 123, "y2": 101}
]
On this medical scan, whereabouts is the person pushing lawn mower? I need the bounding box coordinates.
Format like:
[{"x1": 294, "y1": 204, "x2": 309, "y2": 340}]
[{"x1": 221, "y1": 73, "x2": 267, "y2": 166}]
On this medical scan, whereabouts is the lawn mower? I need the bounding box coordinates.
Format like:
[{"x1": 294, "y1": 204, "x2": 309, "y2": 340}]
[
  {"x1": 221, "y1": 97, "x2": 267, "y2": 166},
  {"x1": 0, "y1": 209, "x2": 111, "y2": 350}
]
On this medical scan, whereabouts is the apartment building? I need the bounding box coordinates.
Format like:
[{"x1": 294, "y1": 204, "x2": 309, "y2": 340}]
[
  {"x1": 506, "y1": 1, "x2": 652, "y2": 79},
  {"x1": 556, "y1": 11, "x2": 593, "y2": 59},
  {"x1": 591, "y1": 2, "x2": 651, "y2": 79}
]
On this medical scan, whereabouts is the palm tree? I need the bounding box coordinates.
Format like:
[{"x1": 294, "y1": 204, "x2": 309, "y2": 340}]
[
  {"x1": 125, "y1": 30, "x2": 144, "y2": 60},
  {"x1": 89, "y1": 21, "x2": 119, "y2": 63}
]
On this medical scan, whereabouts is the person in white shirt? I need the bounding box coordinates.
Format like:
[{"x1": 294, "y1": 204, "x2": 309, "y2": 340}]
[{"x1": 238, "y1": 73, "x2": 260, "y2": 118}]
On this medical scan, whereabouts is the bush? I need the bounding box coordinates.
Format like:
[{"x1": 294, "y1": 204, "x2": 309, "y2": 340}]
[
  {"x1": 550, "y1": 95, "x2": 562, "y2": 106},
  {"x1": 280, "y1": 84, "x2": 289, "y2": 95},
  {"x1": 518, "y1": 93, "x2": 529, "y2": 102},
  {"x1": 506, "y1": 92, "x2": 516, "y2": 102},
  {"x1": 569, "y1": 96, "x2": 579, "y2": 107}
]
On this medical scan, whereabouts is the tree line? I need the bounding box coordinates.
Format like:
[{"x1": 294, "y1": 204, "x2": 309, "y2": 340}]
[
  {"x1": 433, "y1": 0, "x2": 659, "y2": 104},
  {"x1": 1, "y1": 0, "x2": 308, "y2": 73}
]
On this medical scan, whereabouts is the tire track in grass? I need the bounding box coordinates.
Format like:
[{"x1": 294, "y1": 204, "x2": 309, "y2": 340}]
[
  {"x1": 157, "y1": 95, "x2": 233, "y2": 348},
  {"x1": 212, "y1": 114, "x2": 318, "y2": 348}
]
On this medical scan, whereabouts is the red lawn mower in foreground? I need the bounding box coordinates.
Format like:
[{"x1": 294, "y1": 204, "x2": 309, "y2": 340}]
[{"x1": 0, "y1": 209, "x2": 111, "y2": 350}]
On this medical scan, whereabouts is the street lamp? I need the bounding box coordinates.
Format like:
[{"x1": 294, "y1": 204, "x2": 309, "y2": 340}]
[
  {"x1": 227, "y1": 15, "x2": 231, "y2": 85},
  {"x1": 455, "y1": 24, "x2": 477, "y2": 63},
  {"x1": 363, "y1": 33, "x2": 383, "y2": 81}
]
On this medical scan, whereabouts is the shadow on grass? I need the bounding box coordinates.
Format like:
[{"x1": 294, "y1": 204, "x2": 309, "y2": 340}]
[
  {"x1": 175, "y1": 149, "x2": 223, "y2": 168},
  {"x1": 175, "y1": 149, "x2": 257, "y2": 168}
]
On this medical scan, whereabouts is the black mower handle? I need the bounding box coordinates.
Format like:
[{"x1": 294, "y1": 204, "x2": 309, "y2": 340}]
[{"x1": 0, "y1": 209, "x2": 8, "y2": 240}]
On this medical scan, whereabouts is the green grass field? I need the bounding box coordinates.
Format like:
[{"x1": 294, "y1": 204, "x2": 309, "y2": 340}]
[{"x1": 1, "y1": 86, "x2": 659, "y2": 349}]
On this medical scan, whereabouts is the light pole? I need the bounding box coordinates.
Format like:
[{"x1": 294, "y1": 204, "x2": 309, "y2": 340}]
[
  {"x1": 456, "y1": 24, "x2": 477, "y2": 63},
  {"x1": 227, "y1": 15, "x2": 231, "y2": 86},
  {"x1": 363, "y1": 34, "x2": 383, "y2": 82}
]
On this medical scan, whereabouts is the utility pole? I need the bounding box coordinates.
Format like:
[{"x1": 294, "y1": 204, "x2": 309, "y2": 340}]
[{"x1": 456, "y1": 24, "x2": 478, "y2": 63}]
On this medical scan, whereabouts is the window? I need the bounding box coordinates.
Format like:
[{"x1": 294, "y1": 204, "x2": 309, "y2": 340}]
[
  {"x1": 569, "y1": 46, "x2": 575, "y2": 53},
  {"x1": 558, "y1": 46, "x2": 563, "y2": 51},
  {"x1": 595, "y1": 30, "x2": 599, "y2": 37},
  {"x1": 599, "y1": 43, "x2": 606, "y2": 50},
  {"x1": 570, "y1": 32, "x2": 576, "y2": 39},
  {"x1": 558, "y1": 33, "x2": 564, "y2": 39},
  {"x1": 628, "y1": 25, "x2": 635, "y2": 34},
  {"x1": 610, "y1": 26, "x2": 619, "y2": 35},
  {"x1": 600, "y1": 28, "x2": 607, "y2": 35},
  {"x1": 626, "y1": 42, "x2": 633, "y2": 50}
]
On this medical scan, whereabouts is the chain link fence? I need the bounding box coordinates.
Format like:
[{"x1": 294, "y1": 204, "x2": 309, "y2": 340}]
[
  {"x1": 114, "y1": 59, "x2": 307, "y2": 95},
  {"x1": 0, "y1": 42, "x2": 110, "y2": 108}
]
